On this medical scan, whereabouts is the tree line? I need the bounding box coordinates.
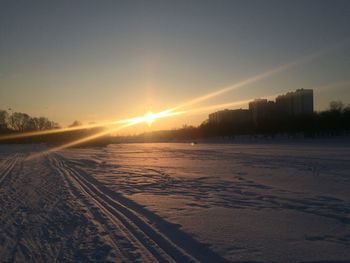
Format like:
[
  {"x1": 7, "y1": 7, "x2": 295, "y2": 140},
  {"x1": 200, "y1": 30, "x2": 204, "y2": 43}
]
[
  {"x1": 1, "y1": 101, "x2": 349, "y2": 145},
  {"x1": 0, "y1": 110, "x2": 60, "y2": 133},
  {"x1": 0, "y1": 110, "x2": 109, "y2": 146}
]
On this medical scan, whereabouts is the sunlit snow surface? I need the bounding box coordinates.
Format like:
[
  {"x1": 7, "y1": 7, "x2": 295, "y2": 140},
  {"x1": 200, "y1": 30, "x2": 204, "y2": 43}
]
[
  {"x1": 61, "y1": 142, "x2": 350, "y2": 262},
  {"x1": 0, "y1": 142, "x2": 350, "y2": 262}
]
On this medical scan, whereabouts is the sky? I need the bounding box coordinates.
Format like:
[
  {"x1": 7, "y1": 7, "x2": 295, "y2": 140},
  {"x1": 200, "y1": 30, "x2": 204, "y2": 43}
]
[{"x1": 1, "y1": 0, "x2": 350, "y2": 133}]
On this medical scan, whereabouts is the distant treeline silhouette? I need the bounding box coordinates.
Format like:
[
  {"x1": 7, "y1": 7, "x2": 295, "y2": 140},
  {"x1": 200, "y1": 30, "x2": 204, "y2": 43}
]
[
  {"x1": 117, "y1": 101, "x2": 350, "y2": 143},
  {"x1": 0, "y1": 110, "x2": 60, "y2": 133},
  {"x1": 0, "y1": 110, "x2": 109, "y2": 146},
  {"x1": 1, "y1": 101, "x2": 349, "y2": 146}
]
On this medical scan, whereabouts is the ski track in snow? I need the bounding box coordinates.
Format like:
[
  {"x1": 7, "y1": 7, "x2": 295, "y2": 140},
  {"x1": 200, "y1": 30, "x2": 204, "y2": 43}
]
[
  {"x1": 60, "y1": 143, "x2": 350, "y2": 262},
  {"x1": 0, "y1": 153, "x2": 21, "y2": 186},
  {"x1": 0, "y1": 143, "x2": 349, "y2": 262},
  {"x1": 49, "y1": 154, "x2": 228, "y2": 263},
  {"x1": 0, "y1": 146, "x2": 228, "y2": 263}
]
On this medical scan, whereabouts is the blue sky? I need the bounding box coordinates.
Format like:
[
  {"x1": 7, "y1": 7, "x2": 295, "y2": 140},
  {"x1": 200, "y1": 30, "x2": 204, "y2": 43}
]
[{"x1": 0, "y1": 0, "x2": 349, "y2": 130}]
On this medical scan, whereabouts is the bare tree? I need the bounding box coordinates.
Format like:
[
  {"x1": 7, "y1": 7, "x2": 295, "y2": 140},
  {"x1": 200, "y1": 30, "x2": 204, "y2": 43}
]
[
  {"x1": 329, "y1": 101, "x2": 344, "y2": 112},
  {"x1": 49, "y1": 120, "x2": 60, "y2": 129},
  {"x1": 28, "y1": 117, "x2": 61, "y2": 130},
  {"x1": 0, "y1": 110, "x2": 9, "y2": 130},
  {"x1": 8, "y1": 112, "x2": 31, "y2": 132},
  {"x1": 69, "y1": 120, "x2": 82, "y2": 127}
]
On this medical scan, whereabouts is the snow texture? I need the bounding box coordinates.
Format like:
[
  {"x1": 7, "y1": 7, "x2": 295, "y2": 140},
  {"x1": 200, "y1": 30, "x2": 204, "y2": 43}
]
[{"x1": 0, "y1": 142, "x2": 349, "y2": 262}]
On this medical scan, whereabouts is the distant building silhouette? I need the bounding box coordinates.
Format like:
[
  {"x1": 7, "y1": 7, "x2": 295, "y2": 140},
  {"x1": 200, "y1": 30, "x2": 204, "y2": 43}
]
[
  {"x1": 276, "y1": 89, "x2": 313, "y2": 116},
  {"x1": 209, "y1": 109, "x2": 250, "y2": 124},
  {"x1": 248, "y1": 99, "x2": 276, "y2": 124},
  {"x1": 208, "y1": 89, "x2": 314, "y2": 125}
]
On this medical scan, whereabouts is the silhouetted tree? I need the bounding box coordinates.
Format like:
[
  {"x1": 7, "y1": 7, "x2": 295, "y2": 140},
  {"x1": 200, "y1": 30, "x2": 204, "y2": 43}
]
[
  {"x1": 0, "y1": 110, "x2": 60, "y2": 135},
  {"x1": 0, "y1": 110, "x2": 9, "y2": 130},
  {"x1": 69, "y1": 120, "x2": 82, "y2": 127},
  {"x1": 329, "y1": 100, "x2": 344, "y2": 112},
  {"x1": 8, "y1": 112, "x2": 31, "y2": 132},
  {"x1": 29, "y1": 117, "x2": 60, "y2": 130}
]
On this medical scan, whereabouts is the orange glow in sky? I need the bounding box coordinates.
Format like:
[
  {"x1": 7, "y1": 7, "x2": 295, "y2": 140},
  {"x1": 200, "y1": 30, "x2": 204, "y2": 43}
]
[{"x1": 144, "y1": 110, "x2": 155, "y2": 127}]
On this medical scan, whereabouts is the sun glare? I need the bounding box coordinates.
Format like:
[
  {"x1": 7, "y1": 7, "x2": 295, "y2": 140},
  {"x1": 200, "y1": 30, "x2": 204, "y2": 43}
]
[{"x1": 145, "y1": 110, "x2": 155, "y2": 127}]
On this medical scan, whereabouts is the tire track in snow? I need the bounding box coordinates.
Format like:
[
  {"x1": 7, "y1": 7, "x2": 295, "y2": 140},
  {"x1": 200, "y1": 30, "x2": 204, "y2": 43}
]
[{"x1": 49, "y1": 154, "x2": 228, "y2": 263}]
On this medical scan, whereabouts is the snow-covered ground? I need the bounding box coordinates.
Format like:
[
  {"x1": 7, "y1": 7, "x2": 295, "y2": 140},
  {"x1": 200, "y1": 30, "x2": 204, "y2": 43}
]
[{"x1": 0, "y1": 143, "x2": 349, "y2": 262}]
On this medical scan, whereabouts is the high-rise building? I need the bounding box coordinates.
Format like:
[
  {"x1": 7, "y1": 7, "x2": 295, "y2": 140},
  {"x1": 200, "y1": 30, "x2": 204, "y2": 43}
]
[
  {"x1": 208, "y1": 89, "x2": 314, "y2": 126},
  {"x1": 248, "y1": 99, "x2": 275, "y2": 124},
  {"x1": 276, "y1": 89, "x2": 313, "y2": 116}
]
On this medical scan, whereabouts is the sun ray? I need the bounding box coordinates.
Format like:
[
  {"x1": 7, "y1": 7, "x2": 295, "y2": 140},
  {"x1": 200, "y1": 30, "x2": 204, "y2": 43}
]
[
  {"x1": 4, "y1": 41, "x2": 348, "y2": 143},
  {"x1": 165, "y1": 40, "x2": 350, "y2": 114},
  {"x1": 0, "y1": 109, "x2": 181, "y2": 141},
  {"x1": 0, "y1": 119, "x2": 118, "y2": 141},
  {"x1": 27, "y1": 110, "x2": 186, "y2": 159},
  {"x1": 26, "y1": 74, "x2": 348, "y2": 160}
]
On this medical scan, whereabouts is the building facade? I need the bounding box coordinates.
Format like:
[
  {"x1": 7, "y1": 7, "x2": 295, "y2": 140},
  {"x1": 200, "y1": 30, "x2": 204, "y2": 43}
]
[
  {"x1": 208, "y1": 89, "x2": 314, "y2": 125},
  {"x1": 248, "y1": 99, "x2": 276, "y2": 124},
  {"x1": 276, "y1": 89, "x2": 313, "y2": 116}
]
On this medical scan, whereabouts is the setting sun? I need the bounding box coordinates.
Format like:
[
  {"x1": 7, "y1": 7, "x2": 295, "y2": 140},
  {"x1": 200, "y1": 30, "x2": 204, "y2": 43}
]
[{"x1": 144, "y1": 110, "x2": 155, "y2": 127}]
